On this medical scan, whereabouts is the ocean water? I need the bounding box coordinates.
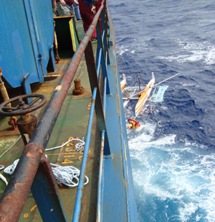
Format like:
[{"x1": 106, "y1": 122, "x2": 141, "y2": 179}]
[{"x1": 108, "y1": 0, "x2": 215, "y2": 221}]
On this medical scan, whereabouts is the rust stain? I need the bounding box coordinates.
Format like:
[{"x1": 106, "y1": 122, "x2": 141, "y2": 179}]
[
  {"x1": 91, "y1": 98, "x2": 95, "y2": 104},
  {"x1": 26, "y1": 153, "x2": 33, "y2": 157}
]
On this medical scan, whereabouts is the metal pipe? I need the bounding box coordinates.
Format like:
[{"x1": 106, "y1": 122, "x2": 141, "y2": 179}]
[
  {"x1": 72, "y1": 88, "x2": 97, "y2": 222},
  {"x1": 0, "y1": 68, "x2": 10, "y2": 103},
  {"x1": 96, "y1": 48, "x2": 102, "y2": 78},
  {"x1": 0, "y1": 68, "x2": 17, "y2": 130},
  {"x1": 96, "y1": 130, "x2": 105, "y2": 222},
  {"x1": 54, "y1": 21, "x2": 60, "y2": 63},
  {"x1": 96, "y1": 22, "x2": 110, "y2": 94},
  {"x1": 0, "y1": 142, "x2": 44, "y2": 222},
  {"x1": 101, "y1": 7, "x2": 110, "y2": 64},
  {"x1": 103, "y1": 77, "x2": 107, "y2": 117}
]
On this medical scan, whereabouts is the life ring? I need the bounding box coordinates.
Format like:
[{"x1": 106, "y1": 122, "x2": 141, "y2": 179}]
[{"x1": 128, "y1": 118, "x2": 140, "y2": 128}]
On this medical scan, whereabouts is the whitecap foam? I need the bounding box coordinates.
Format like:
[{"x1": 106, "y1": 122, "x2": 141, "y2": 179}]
[
  {"x1": 179, "y1": 203, "x2": 199, "y2": 222},
  {"x1": 128, "y1": 120, "x2": 215, "y2": 221},
  {"x1": 127, "y1": 122, "x2": 156, "y2": 142},
  {"x1": 117, "y1": 41, "x2": 148, "y2": 56},
  {"x1": 158, "y1": 41, "x2": 215, "y2": 66},
  {"x1": 117, "y1": 45, "x2": 129, "y2": 56},
  {"x1": 205, "y1": 46, "x2": 215, "y2": 65},
  {"x1": 129, "y1": 133, "x2": 176, "y2": 151}
]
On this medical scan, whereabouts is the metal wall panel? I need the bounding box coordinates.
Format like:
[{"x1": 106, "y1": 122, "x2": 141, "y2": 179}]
[{"x1": 0, "y1": 0, "x2": 55, "y2": 89}]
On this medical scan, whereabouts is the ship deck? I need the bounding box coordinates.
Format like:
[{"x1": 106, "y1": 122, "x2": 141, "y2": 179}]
[{"x1": 0, "y1": 20, "x2": 99, "y2": 221}]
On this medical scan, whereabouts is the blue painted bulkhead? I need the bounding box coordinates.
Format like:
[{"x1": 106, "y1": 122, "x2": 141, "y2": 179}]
[{"x1": 0, "y1": 0, "x2": 55, "y2": 89}]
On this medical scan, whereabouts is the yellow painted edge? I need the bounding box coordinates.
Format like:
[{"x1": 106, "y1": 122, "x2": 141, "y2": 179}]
[
  {"x1": 54, "y1": 15, "x2": 74, "y2": 19},
  {"x1": 69, "y1": 19, "x2": 76, "y2": 52}
]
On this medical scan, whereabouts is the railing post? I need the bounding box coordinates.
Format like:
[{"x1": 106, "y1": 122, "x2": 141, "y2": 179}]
[
  {"x1": 84, "y1": 41, "x2": 111, "y2": 155},
  {"x1": 31, "y1": 154, "x2": 69, "y2": 222},
  {"x1": 96, "y1": 22, "x2": 110, "y2": 94},
  {"x1": 100, "y1": 10, "x2": 110, "y2": 65}
]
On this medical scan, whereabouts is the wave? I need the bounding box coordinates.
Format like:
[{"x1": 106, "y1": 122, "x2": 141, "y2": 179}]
[
  {"x1": 112, "y1": 3, "x2": 126, "y2": 7},
  {"x1": 158, "y1": 41, "x2": 215, "y2": 66},
  {"x1": 129, "y1": 123, "x2": 215, "y2": 221}
]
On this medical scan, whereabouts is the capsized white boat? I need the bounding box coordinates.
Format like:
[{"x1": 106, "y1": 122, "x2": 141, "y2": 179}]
[
  {"x1": 120, "y1": 73, "x2": 126, "y2": 90},
  {"x1": 135, "y1": 72, "x2": 155, "y2": 116}
]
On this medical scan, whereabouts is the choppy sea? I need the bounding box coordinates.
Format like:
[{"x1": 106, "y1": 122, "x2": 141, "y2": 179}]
[{"x1": 108, "y1": 0, "x2": 215, "y2": 221}]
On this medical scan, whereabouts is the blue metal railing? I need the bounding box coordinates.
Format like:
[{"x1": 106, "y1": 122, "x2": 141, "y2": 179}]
[
  {"x1": 73, "y1": 88, "x2": 97, "y2": 221},
  {"x1": 73, "y1": 3, "x2": 111, "y2": 220}
]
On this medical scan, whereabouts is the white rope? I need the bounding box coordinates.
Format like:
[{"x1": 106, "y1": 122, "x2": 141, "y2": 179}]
[
  {"x1": 4, "y1": 159, "x2": 19, "y2": 175},
  {"x1": 4, "y1": 159, "x2": 89, "y2": 188},
  {"x1": 3, "y1": 138, "x2": 87, "y2": 187},
  {"x1": 0, "y1": 173, "x2": 8, "y2": 186},
  {"x1": 46, "y1": 138, "x2": 85, "y2": 152},
  {"x1": 51, "y1": 163, "x2": 89, "y2": 187}
]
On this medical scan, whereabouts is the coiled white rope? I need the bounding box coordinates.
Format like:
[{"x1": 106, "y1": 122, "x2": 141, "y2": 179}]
[
  {"x1": 4, "y1": 159, "x2": 88, "y2": 188},
  {"x1": 51, "y1": 163, "x2": 89, "y2": 187},
  {"x1": 3, "y1": 138, "x2": 87, "y2": 187},
  {"x1": 46, "y1": 138, "x2": 85, "y2": 152}
]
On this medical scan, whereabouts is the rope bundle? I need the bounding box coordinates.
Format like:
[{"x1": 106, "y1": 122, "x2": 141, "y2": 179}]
[
  {"x1": 4, "y1": 160, "x2": 88, "y2": 188},
  {"x1": 51, "y1": 163, "x2": 89, "y2": 187}
]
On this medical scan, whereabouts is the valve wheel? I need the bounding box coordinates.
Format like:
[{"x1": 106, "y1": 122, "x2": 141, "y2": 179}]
[{"x1": 0, "y1": 94, "x2": 46, "y2": 116}]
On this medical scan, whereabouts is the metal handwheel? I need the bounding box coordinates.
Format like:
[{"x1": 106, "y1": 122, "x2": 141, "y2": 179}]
[{"x1": 0, "y1": 94, "x2": 46, "y2": 116}]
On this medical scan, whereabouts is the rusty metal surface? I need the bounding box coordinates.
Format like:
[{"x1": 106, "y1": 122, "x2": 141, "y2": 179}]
[
  {"x1": 0, "y1": 94, "x2": 46, "y2": 117},
  {"x1": 73, "y1": 78, "x2": 85, "y2": 95},
  {"x1": 17, "y1": 115, "x2": 37, "y2": 145},
  {"x1": 8, "y1": 116, "x2": 17, "y2": 130}
]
